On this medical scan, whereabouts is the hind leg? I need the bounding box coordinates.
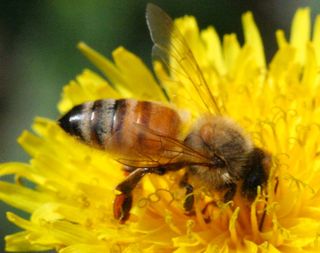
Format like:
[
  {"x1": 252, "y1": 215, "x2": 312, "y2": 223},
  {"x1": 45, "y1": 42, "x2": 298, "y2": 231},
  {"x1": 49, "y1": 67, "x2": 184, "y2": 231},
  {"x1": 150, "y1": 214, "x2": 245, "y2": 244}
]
[{"x1": 114, "y1": 167, "x2": 166, "y2": 223}]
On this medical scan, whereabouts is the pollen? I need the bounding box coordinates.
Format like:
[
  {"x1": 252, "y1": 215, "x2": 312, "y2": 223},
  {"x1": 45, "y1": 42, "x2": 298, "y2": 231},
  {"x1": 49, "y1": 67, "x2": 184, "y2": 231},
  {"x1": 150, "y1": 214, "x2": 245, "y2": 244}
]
[{"x1": 1, "y1": 6, "x2": 320, "y2": 253}]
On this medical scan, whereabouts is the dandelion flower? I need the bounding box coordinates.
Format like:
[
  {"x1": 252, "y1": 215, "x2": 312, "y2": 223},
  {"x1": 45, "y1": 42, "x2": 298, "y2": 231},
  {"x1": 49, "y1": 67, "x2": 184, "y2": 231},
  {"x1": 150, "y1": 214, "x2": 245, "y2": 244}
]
[{"x1": 1, "y1": 5, "x2": 320, "y2": 253}]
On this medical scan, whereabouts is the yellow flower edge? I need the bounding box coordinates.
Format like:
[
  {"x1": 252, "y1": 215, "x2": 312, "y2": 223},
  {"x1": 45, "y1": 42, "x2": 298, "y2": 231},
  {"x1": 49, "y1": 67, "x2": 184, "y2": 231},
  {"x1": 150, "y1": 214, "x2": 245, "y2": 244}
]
[{"x1": 0, "y1": 7, "x2": 320, "y2": 253}]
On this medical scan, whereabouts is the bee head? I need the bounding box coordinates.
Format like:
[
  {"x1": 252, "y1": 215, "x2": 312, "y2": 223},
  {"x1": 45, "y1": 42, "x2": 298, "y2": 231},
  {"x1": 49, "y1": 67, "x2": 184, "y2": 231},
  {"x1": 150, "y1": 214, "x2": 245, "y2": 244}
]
[{"x1": 241, "y1": 148, "x2": 272, "y2": 200}]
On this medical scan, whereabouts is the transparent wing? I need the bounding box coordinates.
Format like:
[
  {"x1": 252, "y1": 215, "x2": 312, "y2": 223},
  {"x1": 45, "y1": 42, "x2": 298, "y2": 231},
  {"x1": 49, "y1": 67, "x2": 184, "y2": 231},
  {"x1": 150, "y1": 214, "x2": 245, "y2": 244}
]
[
  {"x1": 111, "y1": 123, "x2": 214, "y2": 169},
  {"x1": 146, "y1": 3, "x2": 222, "y2": 115}
]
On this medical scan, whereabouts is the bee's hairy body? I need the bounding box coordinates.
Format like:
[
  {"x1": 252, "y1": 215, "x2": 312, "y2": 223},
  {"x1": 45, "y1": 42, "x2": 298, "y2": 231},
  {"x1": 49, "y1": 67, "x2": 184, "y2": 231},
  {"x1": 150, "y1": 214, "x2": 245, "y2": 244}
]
[
  {"x1": 59, "y1": 98, "x2": 271, "y2": 222},
  {"x1": 185, "y1": 116, "x2": 253, "y2": 191}
]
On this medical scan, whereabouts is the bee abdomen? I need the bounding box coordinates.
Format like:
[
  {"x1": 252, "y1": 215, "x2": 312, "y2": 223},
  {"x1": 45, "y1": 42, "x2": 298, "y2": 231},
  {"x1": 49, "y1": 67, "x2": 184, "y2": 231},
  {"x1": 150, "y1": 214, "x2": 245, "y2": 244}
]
[
  {"x1": 58, "y1": 103, "x2": 87, "y2": 141},
  {"x1": 59, "y1": 99, "x2": 119, "y2": 147},
  {"x1": 58, "y1": 99, "x2": 181, "y2": 153}
]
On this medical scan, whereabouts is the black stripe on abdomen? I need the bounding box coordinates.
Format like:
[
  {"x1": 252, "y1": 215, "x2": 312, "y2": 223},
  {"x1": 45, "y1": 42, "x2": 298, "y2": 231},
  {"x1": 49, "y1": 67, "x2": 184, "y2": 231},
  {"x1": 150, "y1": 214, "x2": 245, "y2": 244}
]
[{"x1": 90, "y1": 99, "x2": 104, "y2": 147}]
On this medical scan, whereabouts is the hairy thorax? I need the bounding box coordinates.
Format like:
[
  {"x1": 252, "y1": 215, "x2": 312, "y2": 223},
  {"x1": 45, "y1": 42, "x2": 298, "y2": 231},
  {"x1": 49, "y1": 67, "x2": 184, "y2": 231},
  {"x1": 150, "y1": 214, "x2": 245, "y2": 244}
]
[{"x1": 184, "y1": 116, "x2": 253, "y2": 191}]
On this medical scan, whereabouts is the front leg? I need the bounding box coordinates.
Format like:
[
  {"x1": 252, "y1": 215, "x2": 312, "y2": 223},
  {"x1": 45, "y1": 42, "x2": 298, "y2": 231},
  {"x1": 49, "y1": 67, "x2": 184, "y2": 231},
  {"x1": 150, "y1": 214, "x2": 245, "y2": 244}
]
[{"x1": 223, "y1": 183, "x2": 237, "y2": 203}]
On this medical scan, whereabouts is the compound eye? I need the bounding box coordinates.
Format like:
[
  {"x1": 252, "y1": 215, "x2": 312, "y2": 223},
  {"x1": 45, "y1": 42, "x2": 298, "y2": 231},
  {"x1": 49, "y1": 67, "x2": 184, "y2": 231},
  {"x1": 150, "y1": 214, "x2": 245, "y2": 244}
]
[{"x1": 212, "y1": 154, "x2": 226, "y2": 168}]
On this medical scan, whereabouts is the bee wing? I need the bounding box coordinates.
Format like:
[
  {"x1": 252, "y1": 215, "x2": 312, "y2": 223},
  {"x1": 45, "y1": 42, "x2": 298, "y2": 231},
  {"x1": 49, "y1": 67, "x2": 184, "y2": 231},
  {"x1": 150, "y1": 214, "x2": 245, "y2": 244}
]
[
  {"x1": 115, "y1": 123, "x2": 213, "y2": 169},
  {"x1": 146, "y1": 3, "x2": 222, "y2": 115}
]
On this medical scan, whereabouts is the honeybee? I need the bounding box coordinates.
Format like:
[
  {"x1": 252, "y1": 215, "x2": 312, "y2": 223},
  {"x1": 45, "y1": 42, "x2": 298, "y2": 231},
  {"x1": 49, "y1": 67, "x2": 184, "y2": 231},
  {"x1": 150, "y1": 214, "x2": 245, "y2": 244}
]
[{"x1": 58, "y1": 4, "x2": 271, "y2": 223}]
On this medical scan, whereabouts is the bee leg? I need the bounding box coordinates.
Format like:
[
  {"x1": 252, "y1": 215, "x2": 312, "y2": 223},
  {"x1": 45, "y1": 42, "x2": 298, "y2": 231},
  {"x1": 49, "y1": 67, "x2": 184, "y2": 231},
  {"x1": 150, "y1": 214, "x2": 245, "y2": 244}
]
[
  {"x1": 113, "y1": 192, "x2": 132, "y2": 223},
  {"x1": 223, "y1": 183, "x2": 237, "y2": 203},
  {"x1": 114, "y1": 168, "x2": 148, "y2": 223},
  {"x1": 179, "y1": 173, "x2": 194, "y2": 215},
  {"x1": 114, "y1": 167, "x2": 167, "y2": 223},
  {"x1": 122, "y1": 166, "x2": 137, "y2": 176}
]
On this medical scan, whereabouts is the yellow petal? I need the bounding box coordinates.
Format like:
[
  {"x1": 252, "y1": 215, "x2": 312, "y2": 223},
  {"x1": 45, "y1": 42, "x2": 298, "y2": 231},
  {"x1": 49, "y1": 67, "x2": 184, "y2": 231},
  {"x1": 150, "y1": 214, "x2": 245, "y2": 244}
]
[
  {"x1": 275, "y1": 30, "x2": 288, "y2": 48},
  {"x1": 290, "y1": 8, "x2": 311, "y2": 64},
  {"x1": 0, "y1": 183, "x2": 54, "y2": 213},
  {"x1": 242, "y1": 12, "x2": 266, "y2": 68},
  {"x1": 112, "y1": 47, "x2": 167, "y2": 101},
  {"x1": 223, "y1": 33, "x2": 240, "y2": 75},
  {"x1": 301, "y1": 43, "x2": 318, "y2": 90},
  {"x1": 5, "y1": 231, "x2": 52, "y2": 252},
  {"x1": 201, "y1": 26, "x2": 226, "y2": 75},
  {"x1": 78, "y1": 42, "x2": 166, "y2": 102},
  {"x1": 77, "y1": 42, "x2": 125, "y2": 89},
  {"x1": 60, "y1": 244, "x2": 111, "y2": 253},
  {"x1": 312, "y1": 15, "x2": 320, "y2": 65},
  {"x1": 58, "y1": 69, "x2": 119, "y2": 114}
]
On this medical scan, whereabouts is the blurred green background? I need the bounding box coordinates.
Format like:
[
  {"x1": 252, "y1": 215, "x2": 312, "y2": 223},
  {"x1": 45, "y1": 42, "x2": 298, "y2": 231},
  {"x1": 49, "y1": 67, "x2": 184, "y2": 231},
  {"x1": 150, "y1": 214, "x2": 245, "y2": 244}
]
[{"x1": 0, "y1": 0, "x2": 319, "y2": 252}]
